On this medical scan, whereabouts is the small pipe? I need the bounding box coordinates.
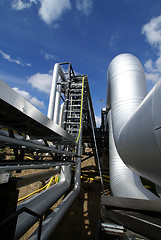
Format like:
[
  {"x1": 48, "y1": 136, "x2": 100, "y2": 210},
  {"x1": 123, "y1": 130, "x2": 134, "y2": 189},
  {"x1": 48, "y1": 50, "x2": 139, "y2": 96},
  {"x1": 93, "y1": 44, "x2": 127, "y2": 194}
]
[
  {"x1": 16, "y1": 168, "x2": 60, "y2": 188},
  {"x1": 15, "y1": 166, "x2": 71, "y2": 239},
  {"x1": 28, "y1": 130, "x2": 82, "y2": 240},
  {"x1": 29, "y1": 75, "x2": 84, "y2": 240},
  {"x1": 88, "y1": 98, "x2": 104, "y2": 193}
]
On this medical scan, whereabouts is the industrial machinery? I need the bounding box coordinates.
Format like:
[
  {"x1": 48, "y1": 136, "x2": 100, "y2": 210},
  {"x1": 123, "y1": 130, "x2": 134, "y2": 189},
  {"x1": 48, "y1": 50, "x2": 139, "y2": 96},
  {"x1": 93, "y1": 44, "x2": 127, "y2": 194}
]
[{"x1": 1, "y1": 54, "x2": 161, "y2": 240}]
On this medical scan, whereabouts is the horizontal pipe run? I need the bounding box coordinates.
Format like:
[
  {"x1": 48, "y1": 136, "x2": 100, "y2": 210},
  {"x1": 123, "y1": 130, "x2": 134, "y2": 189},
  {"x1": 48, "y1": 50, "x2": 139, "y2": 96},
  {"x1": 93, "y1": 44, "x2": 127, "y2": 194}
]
[
  {"x1": 16, "y1": 168, "x2": 60, "y2": 188},
  {"x1": 0, "y1": 135, "x2": 76, "y2": 156},
  {"x1": 15, "y1": 166, "x2": 71, "y2": 239},
  {"x1": 29, "y1": 133, "x2": 82, "y2": 240},
  {"x1": 0, "y1": 161, "x2": 73, "y2": 172}
]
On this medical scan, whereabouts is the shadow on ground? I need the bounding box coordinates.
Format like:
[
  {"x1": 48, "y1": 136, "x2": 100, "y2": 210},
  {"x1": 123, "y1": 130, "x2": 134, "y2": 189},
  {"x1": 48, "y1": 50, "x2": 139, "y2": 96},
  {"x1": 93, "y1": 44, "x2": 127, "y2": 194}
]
[{"x1": 51, "y1": 164, "x2": 110, "y2": 240}]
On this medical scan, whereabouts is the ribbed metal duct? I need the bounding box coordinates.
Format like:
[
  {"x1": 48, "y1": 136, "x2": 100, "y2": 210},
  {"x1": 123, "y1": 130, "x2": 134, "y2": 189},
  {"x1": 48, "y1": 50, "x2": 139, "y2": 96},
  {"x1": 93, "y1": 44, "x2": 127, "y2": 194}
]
[
  {"x1": 107, "y1": 53, "x2": 161, "y2": 189},
  {"x1": 108, "y1": 111, "x2": 158, "y2": 199}
]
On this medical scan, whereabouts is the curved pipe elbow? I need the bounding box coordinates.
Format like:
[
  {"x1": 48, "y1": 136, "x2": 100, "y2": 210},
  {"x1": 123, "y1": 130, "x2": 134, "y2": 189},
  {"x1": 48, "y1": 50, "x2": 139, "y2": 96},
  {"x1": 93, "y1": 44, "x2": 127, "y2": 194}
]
[
  {"x1": 108, "y1": 111, "x2": 158, "y2": 200},
  {"x1": 107, "y1": 53, "x2": 161, "y2": 195}
]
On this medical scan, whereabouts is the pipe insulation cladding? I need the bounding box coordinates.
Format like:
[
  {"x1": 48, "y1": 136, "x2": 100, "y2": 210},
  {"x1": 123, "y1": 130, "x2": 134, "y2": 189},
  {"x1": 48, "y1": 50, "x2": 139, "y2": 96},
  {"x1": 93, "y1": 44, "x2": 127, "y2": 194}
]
[
  {"x1": 108, "y1": 110, "x2": 158, "y2": 199},
  {"x1": 107, "y1": 53, "x2": 161, "y2": 188}
]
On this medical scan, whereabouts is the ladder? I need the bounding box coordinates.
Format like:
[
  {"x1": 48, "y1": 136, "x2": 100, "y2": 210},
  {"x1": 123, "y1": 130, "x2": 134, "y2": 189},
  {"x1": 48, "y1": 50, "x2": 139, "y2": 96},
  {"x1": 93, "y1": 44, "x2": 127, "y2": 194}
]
[{"x1": 64, "y1": 76, "x2": 84, "y2": 138}]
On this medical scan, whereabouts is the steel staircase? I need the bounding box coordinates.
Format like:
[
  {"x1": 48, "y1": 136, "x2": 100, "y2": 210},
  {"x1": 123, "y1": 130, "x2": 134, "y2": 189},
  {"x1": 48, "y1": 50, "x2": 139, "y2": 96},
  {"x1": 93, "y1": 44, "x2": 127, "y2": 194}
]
[{"x1": 64, "y1": 76, "x2": 84, "y2": 137}]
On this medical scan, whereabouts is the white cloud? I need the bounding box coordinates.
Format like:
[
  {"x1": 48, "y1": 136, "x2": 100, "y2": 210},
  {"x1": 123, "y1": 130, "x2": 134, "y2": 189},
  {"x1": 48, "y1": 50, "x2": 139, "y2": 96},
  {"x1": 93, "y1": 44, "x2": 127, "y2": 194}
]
[
  {"x1": 142, "y1": 15, "x2": 161, "y2": 48},
  {"x1": 27, "y1": 72, "x2": 52, "y2": 94},
  {"x1": 29, "y1": 96, "x2": 45, "y2": 108},
  {"x1": 38, "y1": 0, "x2": 72, "y2": 24},
  {"x1": 41, "y1": 50, "x2": 57, "y2": 61},
  {"x1": 145, "y1": 73, "x2": 161, "y2": 83},
  {"x1": 75, "y1": 0, "x2": 93, "y2": 15},
  {"x1": 95, "y1": 116, "x2": 101, "y2": 127},
  {"x1": 11, "y1": 0, "x2": 93, "y2": 26},
  {"x1": 13, "y1": 87, "x2": 45, "y2": 108},
  {"x1": 0, "y1": 50, "x2": 31, "y2": 67},
  {"x1": 11, "y1": 0, "x2": 37, "y2": 10},
  {"x1": 142, "y1": 15, "x2": 161, "y2": 84}
]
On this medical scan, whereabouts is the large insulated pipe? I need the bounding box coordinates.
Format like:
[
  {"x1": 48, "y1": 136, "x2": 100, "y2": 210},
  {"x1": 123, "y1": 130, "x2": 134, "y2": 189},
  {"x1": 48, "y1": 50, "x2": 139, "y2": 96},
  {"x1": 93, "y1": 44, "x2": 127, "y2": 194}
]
[
  {"x1": 59, "y1": 103, "x2": 64, "y2": 127},
  {"x1": 47, "y1": 64, "x2": 66, "y2": 120},
  {"x1": 108, "y1": 111, "x2": 158, "y2": 199},
  {"x1": 107, "y1": 53, "x2": 161, "y2": 187},
  {"x1": 53, "y1": 82, "x2": 62, "y2": 124}
]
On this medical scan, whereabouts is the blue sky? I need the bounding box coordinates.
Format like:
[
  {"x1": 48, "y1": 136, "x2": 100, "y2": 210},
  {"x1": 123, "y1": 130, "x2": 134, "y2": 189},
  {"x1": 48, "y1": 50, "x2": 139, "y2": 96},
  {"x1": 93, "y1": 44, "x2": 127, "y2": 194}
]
[{"x1": 1, "y1": 0, "x2": 161, "y2": 126}]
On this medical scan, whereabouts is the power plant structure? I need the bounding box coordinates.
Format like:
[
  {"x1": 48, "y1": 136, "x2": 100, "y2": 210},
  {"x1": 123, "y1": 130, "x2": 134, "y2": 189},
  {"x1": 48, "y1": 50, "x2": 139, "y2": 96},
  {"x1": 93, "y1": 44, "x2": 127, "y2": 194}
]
[{"x1": 0, "y1": 54, "x2": 161, "y2": 239}]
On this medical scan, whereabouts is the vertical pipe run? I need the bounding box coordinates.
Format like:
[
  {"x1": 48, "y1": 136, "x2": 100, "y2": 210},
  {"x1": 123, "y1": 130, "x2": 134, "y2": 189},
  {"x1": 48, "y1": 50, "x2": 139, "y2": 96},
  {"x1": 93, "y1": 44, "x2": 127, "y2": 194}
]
[
  {"x1": 107, "y1": 53, "x2": 161, "y2": 187},
  {"x1": 59, "y1": 103, "x2": 64, "y2": 127},
  {"x1": 53, "y1": 82, "x2": 62, "y2": 124},
  {"x1": 88, "y1": 98, "x2": 104, "y2": 193},
  {"x1": 47, "y1": 63, "x2": 59, "y2": 120},
  {"x1": 28, "y1": 75, "x2": 84, "y2": 239},
  {"x1": 47, "y1": 64, "x2": 66, "y2": 121},
  {"x1": 108, "y1": 111, "x2": 158, "y2": 199}
]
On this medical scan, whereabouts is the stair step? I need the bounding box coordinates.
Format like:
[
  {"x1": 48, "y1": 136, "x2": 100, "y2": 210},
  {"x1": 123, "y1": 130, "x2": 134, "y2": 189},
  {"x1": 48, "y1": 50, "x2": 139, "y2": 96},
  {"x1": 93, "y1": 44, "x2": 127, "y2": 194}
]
[
  {"x1": 64, "y1": 110, "x2": 80, "y2": 113},
  {"x1": 64, "y1": 122, "x2": 80, "y2": 125},
  {"x1": 67, "y1": 116, "x2": 80, "y2": 119}
]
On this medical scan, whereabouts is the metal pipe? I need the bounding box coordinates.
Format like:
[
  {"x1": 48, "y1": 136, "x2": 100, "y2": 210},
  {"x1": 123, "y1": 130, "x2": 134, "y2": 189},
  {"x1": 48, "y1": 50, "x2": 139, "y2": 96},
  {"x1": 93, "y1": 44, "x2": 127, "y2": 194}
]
[
  {"x1": 53, "y1": 82, "x2": 62, "y2": 124},
  {"x1": 59, "y1": 103, "x2": 64, "y2": 127},
  {"x1": 28, "y1": 130, "x2": 82, "y2": 240},
  {"x1": 88, "y1": 98, "x2": 104, "y2": 193},
  {"x1": 16, "y1": 168, "x2": 60, "y2": 188},
  {"x1": 0, "y1": 161, "x2": 72, "y2": 172},
  {"x1": 29, "y1": 76, "x2": 84, "y2": 240},
  {"x1": 47, "y1": 64, "x2": 66, "y2": 120},
  {"x1": 47, "y1": 63, "x2": 59, "y2": 120},
  {"x1": 15, "y1": 166, "x2": 71, "y2": 239},
  {"x1": 0, "y1": 135, "x2": 76, "y2": 156},
  {"x1": 107, "y1": 53, "x2": 161, "y2": 190},
  {"x1": 108, "y1": 111, "x2": 158, "y2": 199}
]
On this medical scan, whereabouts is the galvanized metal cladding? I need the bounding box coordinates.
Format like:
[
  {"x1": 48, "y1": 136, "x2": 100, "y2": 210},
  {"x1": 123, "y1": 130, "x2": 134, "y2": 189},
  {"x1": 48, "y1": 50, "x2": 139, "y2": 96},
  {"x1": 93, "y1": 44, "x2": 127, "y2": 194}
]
[{"x1": 107, "y1": 53, "x2": 161, "y2": 194}]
